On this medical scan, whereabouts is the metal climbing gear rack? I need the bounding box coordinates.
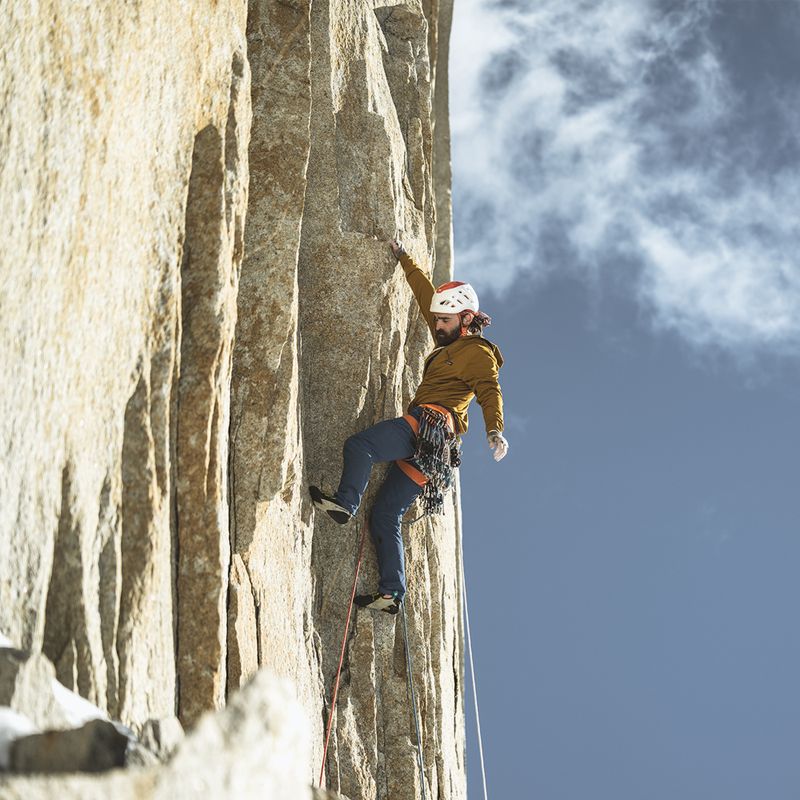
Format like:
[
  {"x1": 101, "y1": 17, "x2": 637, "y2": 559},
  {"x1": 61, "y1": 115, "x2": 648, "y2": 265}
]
[{"x1": 415, "y1": 405, "x2": 460, "y2": 517}]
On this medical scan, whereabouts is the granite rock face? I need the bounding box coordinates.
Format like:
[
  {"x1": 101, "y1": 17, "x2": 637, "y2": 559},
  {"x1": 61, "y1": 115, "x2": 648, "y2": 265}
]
[
  {"x1": 1, "y1": 0, "x2": 463, "y2": 797},
  {"x1": 0, "y1": 0, "x2": 250, "y2": 729}
]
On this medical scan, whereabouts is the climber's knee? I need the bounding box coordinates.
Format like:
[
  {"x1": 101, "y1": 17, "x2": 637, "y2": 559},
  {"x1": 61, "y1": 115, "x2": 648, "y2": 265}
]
[{"x1": 344, "y1": 431, "x2": 365, "y2": 453}]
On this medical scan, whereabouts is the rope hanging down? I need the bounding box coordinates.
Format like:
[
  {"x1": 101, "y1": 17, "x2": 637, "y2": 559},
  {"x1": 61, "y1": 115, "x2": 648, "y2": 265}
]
[
  {"x1": 318, "y1": 520, "x2": 369, "y2": 788},
  {"x1": 461, "y1": 546, "x2": 489, "y2": 800},
  {"x1": 401, "y1": 602, "x2": 428, "y2": 800},
  {"x1": 318, "y1": 517, "x2": 430, "y2": 798}
]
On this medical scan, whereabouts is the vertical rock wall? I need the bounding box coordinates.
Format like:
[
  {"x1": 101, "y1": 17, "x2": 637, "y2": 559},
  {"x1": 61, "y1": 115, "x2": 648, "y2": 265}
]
[
  {"x1": 0, "y1": 0, "x2": 250, "y2": 728},
  {"x1": 227, "y1": 0, "x2": 319, "y2": 728},
  {"x1": 1, "y1": 0, "x2": 463, "y2": 797}
]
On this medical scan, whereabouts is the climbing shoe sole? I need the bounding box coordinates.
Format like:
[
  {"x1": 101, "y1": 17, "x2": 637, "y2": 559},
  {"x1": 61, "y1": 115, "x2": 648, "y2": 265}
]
[
  {"x1": 309, "y1": 485, "x2": 352, "y2": 525},
  {"x1": 354, "y1": 593, "x2": 401, "y2": 614}
]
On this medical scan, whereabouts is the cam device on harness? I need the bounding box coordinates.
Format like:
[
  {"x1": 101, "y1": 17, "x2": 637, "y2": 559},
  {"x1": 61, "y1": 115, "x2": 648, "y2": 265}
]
[{"x1": 398, "y1": 404, "x2": 461, "y2": 517}]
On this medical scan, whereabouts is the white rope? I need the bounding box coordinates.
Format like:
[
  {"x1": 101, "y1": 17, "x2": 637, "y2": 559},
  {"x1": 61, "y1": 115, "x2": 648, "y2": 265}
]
[{"x1": 461, "y1": 551, "x2": 489, "y2": 800}]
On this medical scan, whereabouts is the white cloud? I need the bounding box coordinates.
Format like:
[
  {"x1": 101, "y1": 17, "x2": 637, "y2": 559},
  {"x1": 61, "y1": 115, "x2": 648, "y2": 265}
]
[{"x1": 450, "y1": 0, "x2": 800, "y2": 353}]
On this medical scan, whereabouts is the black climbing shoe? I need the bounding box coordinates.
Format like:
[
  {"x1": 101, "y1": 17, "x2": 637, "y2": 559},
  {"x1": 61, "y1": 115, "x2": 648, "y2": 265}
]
[
  {"x1": 309, "y1": 485, "x2": 352, "y2": 525},
  {"x1": 354, "y1": 592, "x2": 402, "y2": 615}
]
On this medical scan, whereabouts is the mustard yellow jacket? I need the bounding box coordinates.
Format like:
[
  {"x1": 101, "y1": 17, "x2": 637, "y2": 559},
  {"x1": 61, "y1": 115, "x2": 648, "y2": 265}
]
[{"x1": 400, "y1": 251, "x2": 505, "y2": 435}]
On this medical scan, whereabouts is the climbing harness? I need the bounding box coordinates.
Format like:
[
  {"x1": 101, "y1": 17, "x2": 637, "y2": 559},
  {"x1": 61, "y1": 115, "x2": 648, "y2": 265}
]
[
  {"x1": 461, "y1": 542, "x2": 489, "y2": 800},
  {"x1": 401, "y1": 601, "x2": 428, "y2": 800},
  {"x1": 318, "y1": 520, "x2": 369, "y2": 788},
  {"x1": 398, "y1": 404, "x2": 461, "y2": 520}
]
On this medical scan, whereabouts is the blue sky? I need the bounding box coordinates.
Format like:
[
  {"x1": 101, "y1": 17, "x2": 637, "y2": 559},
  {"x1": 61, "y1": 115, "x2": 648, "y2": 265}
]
[{"x1": 451, "y1": 2, "x2": 800, "y2": 797}]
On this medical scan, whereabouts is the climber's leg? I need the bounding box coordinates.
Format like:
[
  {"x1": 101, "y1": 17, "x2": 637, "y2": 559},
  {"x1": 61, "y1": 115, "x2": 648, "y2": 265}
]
[
  {"x1": 334, "y1": 411, "x2": 420, "y2": 515},
  {"x1": 367, "y1": 462, "x2": 424, "y2": 601}
]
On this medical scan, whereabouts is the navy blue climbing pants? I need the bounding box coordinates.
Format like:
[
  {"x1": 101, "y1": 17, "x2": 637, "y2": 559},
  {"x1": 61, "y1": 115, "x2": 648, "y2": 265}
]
[{"x1": 334, "y1": 406, "x2": 426, "y2": 600}]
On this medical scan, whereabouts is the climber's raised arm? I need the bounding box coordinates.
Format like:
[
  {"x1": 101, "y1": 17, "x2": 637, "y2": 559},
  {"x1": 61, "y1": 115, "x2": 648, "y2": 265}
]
[{"x1": 390, "y1": 239, "x2": 436, "y2": 337}]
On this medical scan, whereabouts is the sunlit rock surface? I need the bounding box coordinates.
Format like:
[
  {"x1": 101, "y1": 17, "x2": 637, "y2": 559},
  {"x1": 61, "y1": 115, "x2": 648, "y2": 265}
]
[{"x1": 0, "y1": 0, "x2": 462, "y2": 797}]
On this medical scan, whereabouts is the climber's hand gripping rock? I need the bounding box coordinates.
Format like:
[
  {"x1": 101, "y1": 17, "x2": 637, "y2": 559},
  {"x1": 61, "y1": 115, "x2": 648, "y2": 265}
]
[
  {"x1": 487, "y1": 430, "x2": 509, "y2": 462},
  {"x1": 390, "y1": 238, "x2": 406, "y2": 259}
]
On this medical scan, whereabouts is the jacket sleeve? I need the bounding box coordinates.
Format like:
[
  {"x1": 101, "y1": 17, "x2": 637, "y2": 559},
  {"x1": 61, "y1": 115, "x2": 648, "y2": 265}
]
[
  {"x1": 461, "y1": 345, "x2": 504, "y2": 434},
  {"x1": 398, "y1": 251, "x2": 436, "y2": 338}
]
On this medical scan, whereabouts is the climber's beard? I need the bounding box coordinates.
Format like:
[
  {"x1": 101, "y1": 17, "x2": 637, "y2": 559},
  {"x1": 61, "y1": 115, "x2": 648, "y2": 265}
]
[{"x1": 435, "y1": 326, "x2": 461, "y2": 346}]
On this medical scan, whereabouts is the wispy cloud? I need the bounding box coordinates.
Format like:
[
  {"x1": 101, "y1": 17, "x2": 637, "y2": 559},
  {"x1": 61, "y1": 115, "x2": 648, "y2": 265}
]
[{"x1": 451, "y1": 0, "x2": 800, "y2": 353}]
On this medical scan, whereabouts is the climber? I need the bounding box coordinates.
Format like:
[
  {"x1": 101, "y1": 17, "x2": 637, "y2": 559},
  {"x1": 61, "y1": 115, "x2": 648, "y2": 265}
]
[{"x1": 309, "y1": 239, "x2": 508, "y2": 614}]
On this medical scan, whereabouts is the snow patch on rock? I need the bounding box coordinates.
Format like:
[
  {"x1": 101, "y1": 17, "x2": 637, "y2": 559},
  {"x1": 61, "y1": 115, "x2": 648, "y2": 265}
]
[{"x1": 51, "y1": 681, "x2": 108, "y2": 729}]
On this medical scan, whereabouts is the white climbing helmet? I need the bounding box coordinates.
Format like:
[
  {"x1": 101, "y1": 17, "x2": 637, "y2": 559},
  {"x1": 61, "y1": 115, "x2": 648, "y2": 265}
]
[{"x1": 429, "y1": 281, "x2": 479, "y2": 315}]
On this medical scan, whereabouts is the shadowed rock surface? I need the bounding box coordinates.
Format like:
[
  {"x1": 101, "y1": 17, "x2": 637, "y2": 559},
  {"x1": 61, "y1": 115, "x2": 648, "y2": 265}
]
[{"x1": 9, "y1": 719, "x2": 128, "y2": 775}]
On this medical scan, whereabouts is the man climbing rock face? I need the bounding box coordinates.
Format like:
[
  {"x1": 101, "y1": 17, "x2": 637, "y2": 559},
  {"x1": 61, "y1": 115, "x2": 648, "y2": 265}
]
[{"x1": 309, "y1": 239, "x2": 508, "y2": 614}]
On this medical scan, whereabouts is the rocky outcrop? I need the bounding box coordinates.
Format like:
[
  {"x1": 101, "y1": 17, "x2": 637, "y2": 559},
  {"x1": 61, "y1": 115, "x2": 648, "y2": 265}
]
[
  {"x1": 0, "y1": 650, "x2": 69, "y2": 731},
  {"x1": 1, "y1": 0, "x2": 461, "y2": 797},
  {"x1": 8, "y1": 719, "x2": 129, "y2": 775},
  {"x1": 0, "y1": 670, "x2": 332, "y2": 799}
]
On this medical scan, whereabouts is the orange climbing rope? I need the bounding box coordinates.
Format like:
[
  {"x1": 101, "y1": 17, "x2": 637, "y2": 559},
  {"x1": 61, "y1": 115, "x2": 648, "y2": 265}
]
[{"x1": 318, "y1": 520, "x2": 369, "y2": 788}]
